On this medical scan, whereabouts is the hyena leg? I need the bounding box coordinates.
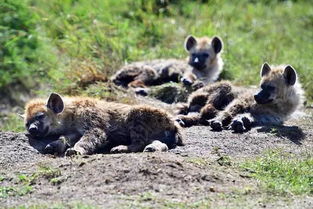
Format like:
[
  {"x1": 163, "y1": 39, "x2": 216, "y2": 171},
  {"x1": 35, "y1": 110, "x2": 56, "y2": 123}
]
[
  {"x1": 44, "y1": 133, "x2": 80, "y2": 155},
  {"x1": 230, "y1": 113, "x2": 255, "y2": 133},
  {"x1": 110, "y1": 124, "x2": 147, "y2": 153},
  {"x1": 175, "y1": 112, "x2": 201, "y2": 127},
  {"x1": 65, "y1": 128, "x2": 108, "y2": 156},
  {"x1": 143, "y1": 140, "x2": 169, "y2": 152},
  {"x1": 199, "y1": 104, "x2": 219, "y2": 125},
  {"x1": 133, "y1": 66, "x2": 158, "y2": 86},
  {"x1": 210, "y1": 103, "x2": 245, "y2": 131},
  {"x1": 174, "y1": 102, "x2": 189, "y2": 115}
]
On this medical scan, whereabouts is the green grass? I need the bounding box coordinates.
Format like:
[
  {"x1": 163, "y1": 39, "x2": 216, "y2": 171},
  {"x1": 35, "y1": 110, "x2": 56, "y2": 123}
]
[
  {"x1": 0, "y1": 185, "x2": 32, "y2": 198},
  {"x1": 242, "y1": 151, "x2": 313, "y2": 195},
  {"x1": 0, "y1": 165, "x2": 61, "y2": 199},
  {"x1": 1, "y1": 0, "x2": 313, "y2": 131},
  {"x1": 11, "y1": 203, "x2": 98, "y2": 209},
  {"x1": 0, "y1": 112, "x2": 25, "y2": 132}
]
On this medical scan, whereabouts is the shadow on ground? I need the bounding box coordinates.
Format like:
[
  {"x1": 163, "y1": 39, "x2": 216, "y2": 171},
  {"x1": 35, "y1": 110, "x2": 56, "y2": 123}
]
[{"x1": 257, "y1": 125, "x2": 305, "y2": 145}]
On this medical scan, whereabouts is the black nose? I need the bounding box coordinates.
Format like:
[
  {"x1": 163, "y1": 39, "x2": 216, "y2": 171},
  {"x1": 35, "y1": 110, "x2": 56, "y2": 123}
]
[
  {"x1": 28, "y1": 125, "x2": 38, "y2": 135},
  {"x1": 254, "y1": 94, "x2": 261, "y2": 103},
  {"x1": 182, "y1": 78, "x2": 192, "y2": 86}
]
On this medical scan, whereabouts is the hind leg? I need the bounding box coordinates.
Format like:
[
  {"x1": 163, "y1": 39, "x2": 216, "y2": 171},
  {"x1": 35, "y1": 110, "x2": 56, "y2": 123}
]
[
  {"x1": 175, "y1": 112, "x2": 200, "y2": 127},
  {"x1": 230, "y1": 113, "x2": 255, "y2": 133},
  {"x1": 110, "y1": 123, "x2": 147, "y2": 153},
  {"x1": 65, "y1": 128, "x2": 108, "y2": 156},
  {"x1": 199, "y1": 104, "x2": 219, "y2": 125}
]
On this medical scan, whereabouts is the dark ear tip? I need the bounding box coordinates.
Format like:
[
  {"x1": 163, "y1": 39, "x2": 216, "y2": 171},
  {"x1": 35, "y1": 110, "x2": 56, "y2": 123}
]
[
  {"x1": 285, "y1": 65, "x2": 295, "y2": 70},
  {"x1": 50, "y1": 92, "x2": 61, "y2": 97},
  {"x1": 212, "y1": 36, "x2": 222, "y2": 42},
  {"x1": 262, "y1": 62, "x2": 270, "y2": 67},
  {"x1": 186, "y1": 34, "x2": 195, "y2": 39}
]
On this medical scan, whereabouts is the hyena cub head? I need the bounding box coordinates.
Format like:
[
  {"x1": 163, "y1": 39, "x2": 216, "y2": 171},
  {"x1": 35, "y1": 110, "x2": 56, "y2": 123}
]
[
  {"x1": 185, "y1": 35, "x2": 223, "y2": 71},
  {"x1": 24, "y1": 93, "x2": 64, "y2": 138},
  {"x1": 254, "y1": 63, "x2": 299, "y2": 105}
]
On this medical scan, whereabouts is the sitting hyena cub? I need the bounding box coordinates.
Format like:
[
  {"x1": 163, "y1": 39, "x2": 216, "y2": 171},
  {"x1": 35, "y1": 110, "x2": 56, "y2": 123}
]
[
  {"x1": 110, "y1": 35, "x2": 223, "y2": 94},
  {"x1": 210, "y1": 63, "x2": 304, "y2": 133},
  {"x1": 24, "y1": 93, "x2": 184, "y2": 155}
]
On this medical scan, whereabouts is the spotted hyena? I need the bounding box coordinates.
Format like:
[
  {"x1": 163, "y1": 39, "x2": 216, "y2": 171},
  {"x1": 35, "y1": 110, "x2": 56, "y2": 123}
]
[
  {"x1": 24, "y1": 93, "x2": 184, "y2": 155},
  {"x1": 110, "y1": 35, "x2": 224, "y2": 95}
]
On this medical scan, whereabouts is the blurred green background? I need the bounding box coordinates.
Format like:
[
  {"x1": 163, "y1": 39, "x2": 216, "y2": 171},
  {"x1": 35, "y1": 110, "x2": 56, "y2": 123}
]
[{"x1": 1, "y1": 0, "x2": 313, "y2": 131}]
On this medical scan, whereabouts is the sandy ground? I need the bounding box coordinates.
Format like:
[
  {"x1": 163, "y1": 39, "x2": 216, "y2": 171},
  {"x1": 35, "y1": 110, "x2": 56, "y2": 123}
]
[{"x1": 0, "y1": 110, "x2": 313, "y2": 208}]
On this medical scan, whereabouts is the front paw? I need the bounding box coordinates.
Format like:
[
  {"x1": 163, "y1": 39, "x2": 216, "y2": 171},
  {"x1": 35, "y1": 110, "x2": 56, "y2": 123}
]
[
  {"x1": 175, "y1": 116, "x2": 186, "y2": 127},
  {"x1": 210, "y1": 120, "x2": 223, "y2": 131},
  {"x1": 65, "y1": 148, "x2": 79, "y2": 156},
  {"x1": 231, "y1": 116, "x2": 252, "y2": 133},
  {"x1": 44, "y1": 140, "x2": 67, "y2": 155},
  {"x1": 135, "y1": 87, "x2": 149, "y2": 96},
  {"x1": 192, "y1": 81, "x2": 204, "y2": 90},
  {"x1": 231, "y1": 120, "x2": 245, "y2": 133},
  {"x1": 65, "y1": 147, "x2": 86, "y2": 156},
  {"x1": 110, "y1": 145, "x2": 129, "y2": 153}
]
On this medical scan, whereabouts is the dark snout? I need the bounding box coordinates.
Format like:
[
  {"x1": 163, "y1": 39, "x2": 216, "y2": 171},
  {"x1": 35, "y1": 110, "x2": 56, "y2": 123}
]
[
  {"x1": 27, "y1": 122, "x2": 48, "y2": 138},
  {"x1": 28, "y1": 123, "x2": 39, "y2": 135},
  {"x1": 254, "y1": 90, "x2": 273, "y2": 104},
  {"x1": 189, "y1": 56, "x2": 206, "y2": 70}
]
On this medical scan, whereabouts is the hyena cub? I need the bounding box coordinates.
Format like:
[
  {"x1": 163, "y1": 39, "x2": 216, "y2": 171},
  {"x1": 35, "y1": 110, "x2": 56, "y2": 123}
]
[
  {"x1": 210, "y1": 63, "x2": 304, "y2": 133},
  {"x1": 110, "y1": 35, "x2": 223, "y2": 94},
  {"x1": 24, "y1": 93, "x2": 184, "y2": 155},
  {"x1": 175, "y1": 81, "x2": 246, "y2": 127}
]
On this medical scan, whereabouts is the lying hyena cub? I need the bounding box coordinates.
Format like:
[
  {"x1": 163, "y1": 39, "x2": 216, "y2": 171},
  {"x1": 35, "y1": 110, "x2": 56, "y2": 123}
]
[
  {"x1": 110, "y1": 35, "x2": 223, "y2": 94},
  {"x1": 24, "y1": 93, "x2": 184, "y2": 155},
  {"x1": 210, "y1": 63, "x2": 304, "y2": 133},
  {"x1": 175, "y1": 81, "x2": 247, "y2": 127}
]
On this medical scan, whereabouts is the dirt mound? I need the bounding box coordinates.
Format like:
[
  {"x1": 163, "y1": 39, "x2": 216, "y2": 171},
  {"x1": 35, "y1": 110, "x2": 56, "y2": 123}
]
[{"x1": 1, "y1": 111, "x2": 313, "y2": 208}]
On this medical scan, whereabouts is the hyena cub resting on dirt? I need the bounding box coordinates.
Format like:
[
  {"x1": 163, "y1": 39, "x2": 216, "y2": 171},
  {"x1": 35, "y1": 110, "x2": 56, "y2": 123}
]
[
  {"x1": 210, "y1": 63, "x2": 304, "y2": 133},
  {"x1": 110, "y1": 35, "x2": 223, "y2": 95},
  {"x1": 24, "y1": 93, "x2": 184, "y2": 155},
  {"x1": 175, "y1": 81, "x2": 249, "y2": 127}
]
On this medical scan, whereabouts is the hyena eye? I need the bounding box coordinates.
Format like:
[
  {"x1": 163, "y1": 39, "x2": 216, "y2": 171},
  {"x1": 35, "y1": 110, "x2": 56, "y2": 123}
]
[
  {"x1": 202, "y1": 53, "x2": 209, "y2": 58},
  {"x1": 35, "y1": 114, "x2": 45, "y2": 120},
  {"x1": 268, "y1": 86, "x2": 275, "y2": 91}
]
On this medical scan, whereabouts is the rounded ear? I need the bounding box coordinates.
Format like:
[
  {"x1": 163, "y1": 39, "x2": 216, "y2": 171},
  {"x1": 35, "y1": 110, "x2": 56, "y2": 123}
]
[
  {"x1": 260, "y1": 62, "x2": 271, "y2": 77},
  {"x1": 284, "y1": 65, "x2": 297, "y2": 86},
  {"x1": 46, "y1": 93, "x2": 64, "y2": 114},
  {"x1": 184, "y1": 35, "x2": 197, "y2": 52},
  {"x1": 211, "y1": 36, "x2": 223, "y2": 53}
]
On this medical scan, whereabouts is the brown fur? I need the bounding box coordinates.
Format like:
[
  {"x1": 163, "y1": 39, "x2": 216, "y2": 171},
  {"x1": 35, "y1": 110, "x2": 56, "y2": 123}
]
[
  {"x1": 24, "y1": 94, "x2": 184, "y2": 155},
  {"x1": 175, "y1": 81, "x2": 243, "y2": 127},
  {"x1": 110, "y1": 35, "x2": 224, "y2": 94},
  {"x1": 210, "y1": 63, "x2": 304, "y2": 133}
]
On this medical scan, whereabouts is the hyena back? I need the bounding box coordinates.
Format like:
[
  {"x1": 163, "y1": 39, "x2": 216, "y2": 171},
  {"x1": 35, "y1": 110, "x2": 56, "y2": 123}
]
[
  {"x1": 24, "y1": 93, "x2": 184, "y2": 155},
  {"x1": 110, "y1": 35, "x2": 224, "y2": 93},
  {"x1": 210, "y1": 63, "x2": 304, "y2": 133}
]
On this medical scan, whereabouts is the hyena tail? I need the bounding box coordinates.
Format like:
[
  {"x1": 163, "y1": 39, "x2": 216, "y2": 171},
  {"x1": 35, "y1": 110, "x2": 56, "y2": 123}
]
[{"x1": 174, "y1": 121, "x2": 185, "y2": 146}]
